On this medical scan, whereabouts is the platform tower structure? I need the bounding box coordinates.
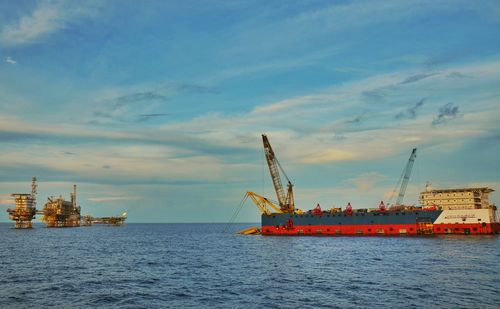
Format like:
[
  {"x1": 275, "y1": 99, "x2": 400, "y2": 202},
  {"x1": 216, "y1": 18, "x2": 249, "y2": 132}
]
[
  {"x1": 41, "y1": 184, "x2": 81, "y2": 227},
  {"x1": 6, "y1": 177, "x2": 38, "y2": 228}
]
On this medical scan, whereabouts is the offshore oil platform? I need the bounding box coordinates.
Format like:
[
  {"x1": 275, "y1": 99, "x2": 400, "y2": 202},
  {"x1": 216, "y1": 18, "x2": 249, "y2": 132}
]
[
  {"x1": 6, "y1": 177, "x2": 127, "y2": 229},
  {"x1": 81, "y1": 212, "x2": 128, "y2": 226},
  {"x1": 6, "y1": 177, "x2": 38, "y2": 228},
  {"x1": 41, "y1": 184, "x2": 81, "y2": 227}
]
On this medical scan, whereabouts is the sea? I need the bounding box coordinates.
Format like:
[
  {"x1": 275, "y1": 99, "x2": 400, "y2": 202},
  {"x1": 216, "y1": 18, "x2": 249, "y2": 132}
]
[{"x1": 1, "y1": 223, "x2": 499, "y2": 308}]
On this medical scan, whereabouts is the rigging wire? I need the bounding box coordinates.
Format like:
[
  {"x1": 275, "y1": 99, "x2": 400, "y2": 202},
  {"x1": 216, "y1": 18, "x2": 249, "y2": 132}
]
[
  {"x1": 261, "y1": 144, "x2": 265, "y2": 197},
  {"x1": 414, "y1": 151, "x2": 421, "y2": 205},
  {"x1": 387, "y1": 165, "x2": 405, "y2": 206},
  {"x1": 275, "y1": 156, "x2": 291, "y2": 184},
  {"x1": 223, "y1": 194, "x2": 249, "y2": 233}
]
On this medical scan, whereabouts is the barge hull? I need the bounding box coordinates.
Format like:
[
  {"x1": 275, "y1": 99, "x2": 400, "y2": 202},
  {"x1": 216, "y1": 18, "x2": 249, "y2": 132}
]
[
  {"x1": 262, "y1": 223, "x2": 500, "y2": 236},
  {"x1": 261, "y1": 208, "x2": 500, "y2": 236}
]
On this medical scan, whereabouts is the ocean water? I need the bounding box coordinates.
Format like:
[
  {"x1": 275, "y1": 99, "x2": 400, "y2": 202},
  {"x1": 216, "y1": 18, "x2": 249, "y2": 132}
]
[{"x1": 0, "y1": 223, "x2": 499, "y2": 308}]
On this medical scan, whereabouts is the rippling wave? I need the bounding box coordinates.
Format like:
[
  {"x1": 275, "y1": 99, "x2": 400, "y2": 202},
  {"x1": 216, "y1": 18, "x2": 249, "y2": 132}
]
[{"x1": 1, "y1": 223, "x2": 499, "y2": 308}]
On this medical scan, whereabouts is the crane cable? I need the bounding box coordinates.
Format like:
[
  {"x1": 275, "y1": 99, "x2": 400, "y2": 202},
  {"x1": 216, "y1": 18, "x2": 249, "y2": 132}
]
[
  {"x1": 223, "y1": 194, "x2": 249, "y2": 233},
  {"x1": 387, "y1": 149, "x2": 417, "y2": 206},
  {"x1": 414, "y1": 155, "x2": 421, "y2": 205},
  {"x1": 387, "y1": 165, "x2": 405, "y2": 206},
  {"x1": 274, "y1": 156, "x2": 292, "y2": 184},
  {"x1": 261, "y1": 145, "x2": 265, "y2": 197}
]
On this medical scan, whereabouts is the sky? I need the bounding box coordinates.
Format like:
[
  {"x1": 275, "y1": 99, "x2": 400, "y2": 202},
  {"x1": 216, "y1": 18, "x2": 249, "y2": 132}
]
[{"x1": 0, "y1": 0, "x2": 499, "y2": 223}]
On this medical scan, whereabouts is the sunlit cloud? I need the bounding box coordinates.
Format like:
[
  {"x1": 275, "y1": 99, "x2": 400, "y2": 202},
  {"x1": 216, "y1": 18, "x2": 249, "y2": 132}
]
[
  {"x1": 88, "y1": 196, "x2": 141, "y2": 202},
  {"x1": 346, "y1": 172, "x2": 387, "y2": 191},
  {"x1": 1, "y1": 58, "x2": 499, "y2": 173},
  {"x1": 301, "y1": 149, "x2": 362, "y2": 164}
]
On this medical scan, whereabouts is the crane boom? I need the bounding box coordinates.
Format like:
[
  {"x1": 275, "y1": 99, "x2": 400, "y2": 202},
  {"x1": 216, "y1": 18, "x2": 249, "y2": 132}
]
[
  {"x1": 396, "y1": 148, "x2": 417, "y2": 205},
  {"x1": 246, "y1": 191, "x2": 282, "y2": 215},
  {"x1": 262, "y1": 134, "x2": 295, "y2": 213},
  {"x1": 387, "y1": 148, "x2": 417, "y2": 206}
]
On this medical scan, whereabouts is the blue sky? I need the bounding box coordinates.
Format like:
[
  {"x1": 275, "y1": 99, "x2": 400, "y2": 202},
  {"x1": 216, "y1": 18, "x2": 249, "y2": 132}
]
[{"x1": 1, "y1": 0, "x2": 499, "y2": 222}]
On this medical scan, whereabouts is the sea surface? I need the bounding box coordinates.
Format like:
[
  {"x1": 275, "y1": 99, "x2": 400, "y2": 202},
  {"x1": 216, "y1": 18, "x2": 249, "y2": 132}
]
[{"x1": 0, "y1": 223, "x2": 499, "y2": 308}]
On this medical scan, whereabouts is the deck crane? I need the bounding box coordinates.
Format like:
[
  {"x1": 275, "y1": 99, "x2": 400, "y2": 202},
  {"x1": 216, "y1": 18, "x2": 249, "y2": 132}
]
[
  {"x1": 388, "y1": 148, "x2": 417, "y2": 206},
  {"x1": 244, "y1": 135, "x2": 300, "y2": 216},
  {"x1": 261, "y1": 134, "x2": 295, "y2": 213},
  {"x1": 245, "y1": 191, "x2": 283, "y2": 215}
]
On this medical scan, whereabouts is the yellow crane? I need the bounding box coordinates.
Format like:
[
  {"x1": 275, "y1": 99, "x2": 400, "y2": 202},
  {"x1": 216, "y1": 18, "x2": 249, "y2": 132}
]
[
  {"x1": 245, "y1": 191, "x2": 282, "y2": 215},
  {"x1": 247, "y1": 135, "x2": 302, "y2": 215},
  {"x1": 233, "y1": 135, "x2": 304, "y2": 235},
  {"x1": 262, "y1": 134, "x2": 295, "y2": 213}
]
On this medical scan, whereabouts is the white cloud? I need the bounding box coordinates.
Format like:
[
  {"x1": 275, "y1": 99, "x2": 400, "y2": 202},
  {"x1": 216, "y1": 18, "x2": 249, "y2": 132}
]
[
  {"x1": 5, "y1": 56, "x2": 16, "y2": 64},
  {"x1": 0, "y1": 142, "x2": 232, "y2": 184},
  {"x1": 301, "y1": 149, "x2": 363, "y2": 163},
  {"x1": 0, "y1": 58, "x2": 499, "y2": 186},
  {"x1": 224, "y1": 0, "x2": 484, "y2": 61},
  {"x1": 0, "y1": 0, "x2": 100, "y2": 46},
  {"x1": 187, "y1": 59, "x2": 499, "y2": 165},
  {"x1": 252, "y1": 95, "x2": 321, "y2": 114},
  {"x1": 88, "y1": 196, "x2": 141, "y2": 202},
  {"x1": 203, "y1": 46, "x2": 343, "y2": 85},
  {"x1": 346, "y1": 172, "x2": 387, "y2": 191}
]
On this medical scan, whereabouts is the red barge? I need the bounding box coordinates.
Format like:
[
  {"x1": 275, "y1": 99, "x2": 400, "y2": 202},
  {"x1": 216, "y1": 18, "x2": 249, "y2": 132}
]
[{"x1": 246, "y1": 135, "x2": 499, "y2": 236}]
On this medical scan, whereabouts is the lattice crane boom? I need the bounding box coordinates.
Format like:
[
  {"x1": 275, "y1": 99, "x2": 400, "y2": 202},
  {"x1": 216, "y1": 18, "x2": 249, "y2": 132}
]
[
  {"x1": 246, "y1": 191, "x2": 282, "y2": 215},
  {"x1": 262, "y1": 134, "x2": 295, "y2": 213},
  {"x1": 396, "y1": 148, "x2": 417, "y2": 205}
]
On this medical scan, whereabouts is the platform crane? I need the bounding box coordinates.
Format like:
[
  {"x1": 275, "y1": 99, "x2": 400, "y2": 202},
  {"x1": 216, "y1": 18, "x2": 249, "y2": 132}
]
[
  {"x1": 262, "y1": 134, "x2": 295, "y2": 213},
  {"x1": 388, "y1": 148, "x2": 417, "y2": 206}
]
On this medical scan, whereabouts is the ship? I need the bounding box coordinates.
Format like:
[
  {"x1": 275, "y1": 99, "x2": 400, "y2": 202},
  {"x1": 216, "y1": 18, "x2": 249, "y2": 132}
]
[{"x1": 245, "y1": 135, "x2": 500, "y2": 236}]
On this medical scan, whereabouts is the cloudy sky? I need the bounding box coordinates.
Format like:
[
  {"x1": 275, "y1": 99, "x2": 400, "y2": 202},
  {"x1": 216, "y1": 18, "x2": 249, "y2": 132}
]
[{"x1": 1, "y1": 0, "x2": 499, "y2": 223}]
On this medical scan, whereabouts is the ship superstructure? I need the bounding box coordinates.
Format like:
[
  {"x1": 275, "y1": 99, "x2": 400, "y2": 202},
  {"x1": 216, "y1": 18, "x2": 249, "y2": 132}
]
[
  {"x1": 420, "y1": 185, "x2": 494, "y2": 210},
  {"x1": 247, "y1": 135, "x2": 500, "y2": 236},
  {"x1": 419, "y1": 185, "x2": 498, "y2": 234}
]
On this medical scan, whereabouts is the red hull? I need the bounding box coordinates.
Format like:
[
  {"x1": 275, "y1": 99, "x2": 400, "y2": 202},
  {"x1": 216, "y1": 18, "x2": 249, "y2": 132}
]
[{"x1": 262, "y1": 223, "x2": 500, "y2": 236}]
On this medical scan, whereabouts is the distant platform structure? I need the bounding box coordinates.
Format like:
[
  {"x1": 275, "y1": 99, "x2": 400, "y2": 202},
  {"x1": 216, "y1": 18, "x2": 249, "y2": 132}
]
[
  {"x1": 6, "y1": 177, "x2": 38, "y2": 229},
  {"x1": 41, "y1": 185, "x2": 81, "y2": 227},
  {"x1": 6, "y1": 178, "x2": 128, "y2": 229},
  {"x1": 82, "y1": 212, "x2": 128, "y2": 226}
]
